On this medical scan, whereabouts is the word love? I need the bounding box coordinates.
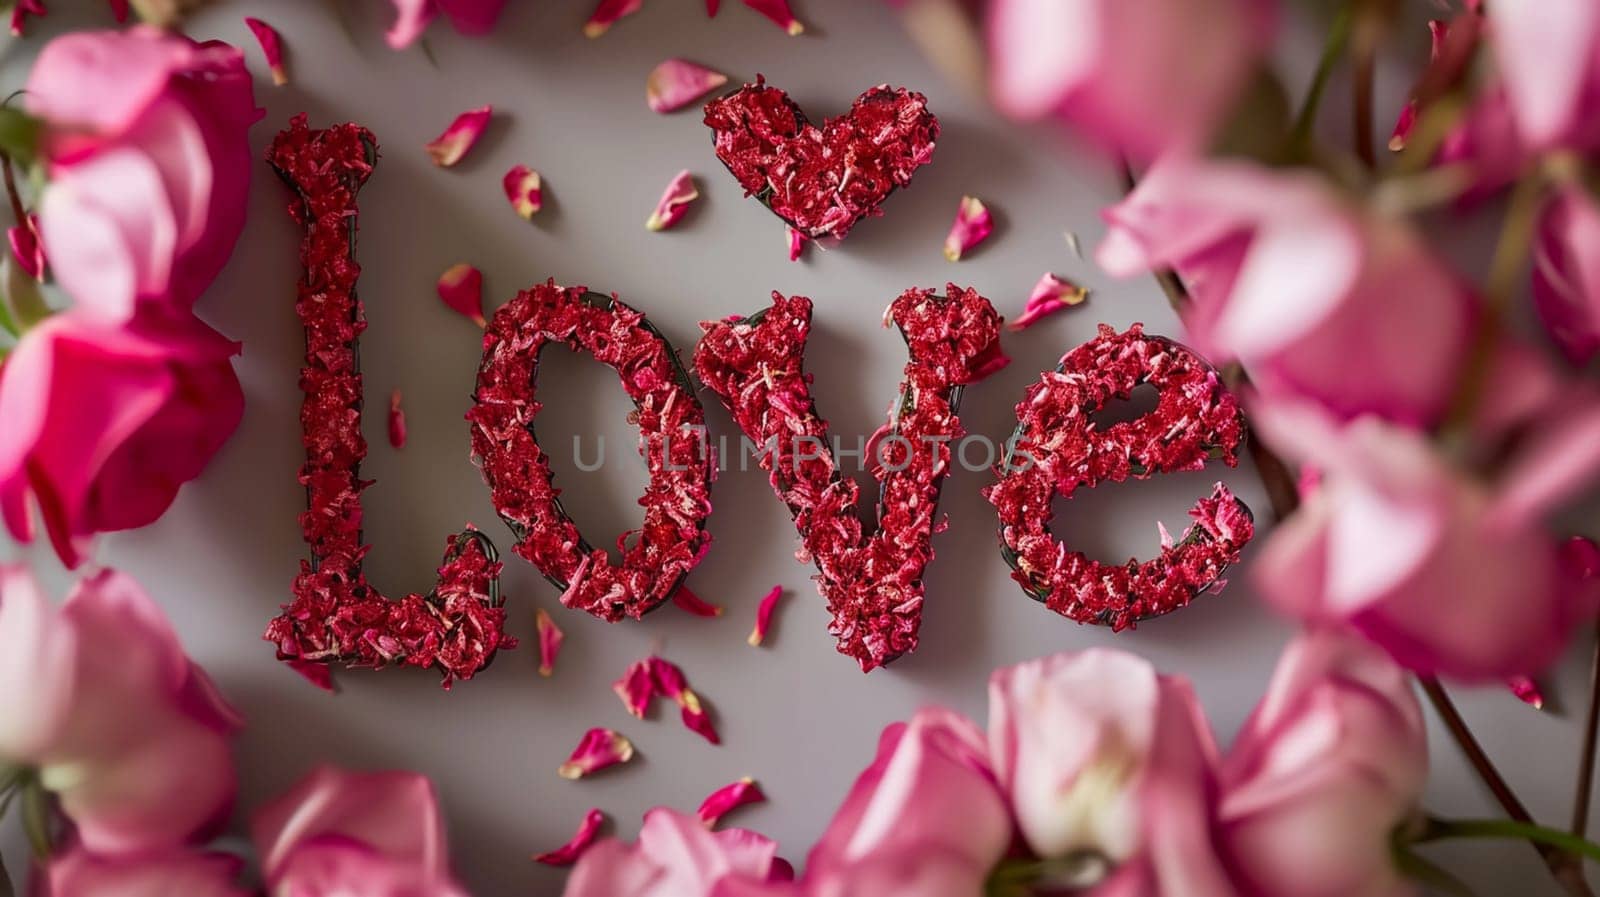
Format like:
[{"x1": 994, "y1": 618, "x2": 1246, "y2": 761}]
[{"x1": 266, "y1": 118, "x2": 1254, "y2": 685}]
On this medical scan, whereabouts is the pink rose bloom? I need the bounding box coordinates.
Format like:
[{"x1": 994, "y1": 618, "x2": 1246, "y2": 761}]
[
  {"x1": 0, "y1": 312, "x2": 243, "y2": 569},
  {"x1": 988, "y1": 650, "x2": 1236, "y2": 897},
  {"x1": 987, "y1": 0, "x2": 1276, "y2": 161},
  {"x1": 44, "y1": 846, "x2": 247, "y2": 897},
  {"x1": 388, "y1": 0, "x2": 509, "y2": 48},
  {"x1": 1533, "y1": 185, "x2": 1600, "y2": 364},
  {"x1": 1218, "y1": 631, "x2": 1427, "y2": 897},
  {"x1": 1485, "y1": 0, "x2": 1600, "y2": 151},
  {"x1": 24, "y1": 27, "x2": 259, "y2": 323},
  {"x1": 1251, "y1": 384, "x2": 1600, "y2": 681},
  {"x1": 1098, "y1": 159, "x2": 1473, "y2": 427},
  {"x1": 565, "y1": 808, "x2": 792, "y2": 897},
  {"x1": 0, "y1": 566, "x2": 241, "y2": 854},
  {"x1": 800, "y1": 708, "x2": 1011, "y2": 896},
  {"x1": 252, "y1": 766, "x2": 471, "y2": 897}
]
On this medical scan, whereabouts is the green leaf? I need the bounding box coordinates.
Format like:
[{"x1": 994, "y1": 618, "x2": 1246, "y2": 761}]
[{"x1": 2, "y1": 255, "x2": 50, "y2": 330}]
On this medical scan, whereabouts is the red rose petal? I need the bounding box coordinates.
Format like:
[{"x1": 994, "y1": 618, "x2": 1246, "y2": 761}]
[
  {"x1": 741, "y1": 0, "x2": 803, "y2": 35},
  {"x1": 1509, "y1": 676, "x2": 1546, "y2": 710},
  {"x1": 558, "y1": 728, "x2": 635, "y2": 779},
  {"x1": 503, "y1": 165, "x2": 543, "y2": 220},
  {"x1": 425, "y1": 105, "x2": 492, "y2": 167},
  {"x1": 942, "y1": 195, "x2": 992, "y2": 262},
  {"x1": 648, "y1": 59, "x2": 730, "y2": 114},
  {"x1": 613, "y1": 657, "x2": 657, "y2": 718},
  {"x1": 584, "y1": 0, "x2": 643, "y2": 37},
  {"x1": 649, "y1": 657, "x2": 719, "y2": 745},
  {"x1": 535, "y1": 808, "x2": 607, "y2": 865},
  {"x1": 646, "y1": 170, "x2": 699, "y2": 231},
  {"x1": 672, "y1": 585, "x2": 723, "y2": 617},
  {"x1": 536, "y1": 608, "x2": 564, "y2": 677},
  {"x1": 8, "y1": 213, "x2": 45, "y2": 282},
  {"x1": 437, "y1": 263, "x2": 487, "y2": 327},
  {"x1": 697, "y1": 778, "x2": 765, "y2": 827},
  {"x1": 387, "y1": 390, "x2": 407, "y2": 449},
  {"x1": 245, "y1": 16, "x2": 289, "y2": 86},
  {"x1": 287, "y1": 657, "x2": 335, "y2": 691},
  {"x1": 1008, "y1": 273, "x2": 1088, "y2": 331},
  {"x1": 747, "y1": 585, "x2": 783, "y2": 647},
  {"x1": 786, "y1": 225, "x2": 804, "y2": 262}
]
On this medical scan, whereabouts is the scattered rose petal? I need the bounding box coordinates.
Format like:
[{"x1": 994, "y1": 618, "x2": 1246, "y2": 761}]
[
  {"x1": 535, "y1": 808, "x2": 607, "y2": 865},
  {"x1": 697, "y1": 778, "x2": 765, "y2": 827},
  {"x1": 1509, "y1": 676, "x2": 1546, "y2": 710},
  {"x1": 437, "y1": 263, "x2": 486, "y2": 327},
  {"x1": 1008, "y1": 273, "x2": 1089, "y2": 331},
  {"x1": 1065, "y1": 230, "x2": 1083, "y2": 259},
  {"x1": 536, "y1": 608, "x2": 564, "y2": 677},
  {"x1": 943, "y1": 195, "x2": 993, "y2": 262},
  {"x1": 650, "y1": 657, "x2": 720, "y2": 745},
  {"x1": 673, "y1": 585, "x2": 723, "y2": 617},
  {"x1": 287, "y1": 657, "x2": 334, "y2": 691},
  {"x1": 584, "y1": 0, "x2": 643, "y2": 37},
  {"x1": 613, "y1": 658, "x2": 656, "y2": 718},
  {"x1": 503, "y1": 165, "x2": 543, "y2": 220},
  {"x1": 8, "y1": 213, "x2": 44, "y2": 282},
  {"x1": 787, "y1": 225, "x2": 804, "y2": 262},
  {"x1": 245, "y1": 16, "x2": 289, "y2": 86},
  {"x1": 646, "y1": 170, "x2": 699, "y2": 231},
  {"x1": 425, "y1": 105, "x2": 492, "y2": 167},
  {"x1": 747, "y1": 585, "x2": 784, "y2": 647},
  {"x1": 387, "y1": 390, "x2": 407, "y2": 449},
  {"x1": 558, "y1": 728, "x2": 635, "y2": 779},
  {"x1": 742, "y1": 0, "x2": 803, "y2": 35},
  {"x1": 648, "y1": 59, "x2": 730, "y2": 113},
  {"x1": 9, "y1": 0, "x2": 42, "y2": 36},
  {"x1": 707, "y1": 0, "x2": 721, "y2": 14}
]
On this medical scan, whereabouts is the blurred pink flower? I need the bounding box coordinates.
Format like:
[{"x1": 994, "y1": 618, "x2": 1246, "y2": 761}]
[
  {"x1": 987, "y1": 0, "x2": 1276, "y2": 161},
  {"x1": 988, "y1": 650, "x2": 1236, "y2": 897},
  {"x1": 1485, "y1": 0, "x2": 1600, "y2": 151},
  {"x1": 0, "y1": 566, "x2": 240, "y2": 854},
  {"x1": 1098, "y1": 159, "x2": 1473, "y2": 426},
  {"x1": 24, "y1": 27, "x2": 259, "y2": 323},
  {"x1": 801, "y1": 708, "x2": 1011, "y2": 896},
  {"x1": 564, "y1": 807, "x2": 792, "y2": 897},
  {"x1": 388, "y1": 0, "x2": 509, "y2": 48},
  {"x1": 44, "y1": 845, "x2": 247, "y2": 897},
  {"x1": 252, "y1": 766, "x2": 470, "y2": 897},
  {"x1": 1219, "y1": 630, "x2": 1427, "y2": 897},
  {"x1": 1533, "y1": 184, "x2": 1600, "y2": 364},
  {"x1": 0, "y1": 313, "x2": 243, "y2": 569}
]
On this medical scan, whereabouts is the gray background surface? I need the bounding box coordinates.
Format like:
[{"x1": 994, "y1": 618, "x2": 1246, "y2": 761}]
[{"x1": 0, "y1": 2, "x2": 1590, "y2": 894}]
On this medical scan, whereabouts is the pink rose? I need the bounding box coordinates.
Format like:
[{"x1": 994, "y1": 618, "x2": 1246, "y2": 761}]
[
  {"x1": 988, "y1": 650, "x2": 1236, "y2": 897},
  {"x1": 0, "y1": 312, "x2": 243, "y2": 569},
  {"x1": 0, "y1": 566, "x2": 240, "y2": 854},
  {"x1": 44, "y1": 845, "x2": 247, "y2": 897},
  {"x1": 1533, "y1": 185, "x2": 1600, "y2": 364},
  {"x1": 388, "y1": 0, "x2": 509, "y2": 48},
  {"x1": 565, "y1": 808, "x2": 792, "y2": 897},
  {"x1": 1098, "y1": 159, "x2": 1474, "y2": 427},
  {"x1": 1485, "y1": 0, "x2": 1600, "y2": 152},
  {"x1": 800, "y1": 708, "x2": 1011, "y2": 896},
  {"x1": 251, "y1": 766, "x2": 471, "y2": 897},
  {"x1": 24, "y1": 27, "x2": 259, "y2": 322},
  {"x1": 1218, "y1": 630, "x2": 1427, "y2": 897},
  {"x1": 987, "y1": 0, "x2": 1276, "y2": 161}
]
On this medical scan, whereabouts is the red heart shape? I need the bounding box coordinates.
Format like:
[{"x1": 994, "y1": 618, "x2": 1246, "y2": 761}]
[{"x1": 704, "y1": 78, "x2": 939, "y2": 241}]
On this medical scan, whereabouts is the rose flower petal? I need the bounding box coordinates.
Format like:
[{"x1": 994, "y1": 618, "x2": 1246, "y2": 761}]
[
  {"x1": 672, "y1": 585, "x2": 723, "y2": 617},
  {"x1": 1008, "y1": 272, "x2": 1089, "y2": 331},
  {"x1": 646, "y1": 170, "x2": 699, "y2": 231},
  {"x1": 558, "y1": 728, "x2": 636, "y2": 779},
  {"x1": 387, "y1": 390, "x2": 407, "y2": 449},
  {"x1": 437, "y1": 263, "x2": 486, "y2": 327},
  {"x1": 503, "y1": 165, "x2": 543, "y2": 220},
  {"x1": 1509, "y1": 675, "x2": 1546, "y2": 710},
  {"x1": 8, "y1": 213, "x2": 45, "y2": 282},
  {"x1": 647, "y1": 59, "x2": 730, "y2": 113},
  {"x1": 943, "y1": 195, "x2": 993, "y2": 262},
  {"x1": 536, "y1": 608, "x2": 564, "y2": 677},
  {"x1": 697, "y1": 778, "x2": 765, "y2": 827},
  {"x1": 613, "y1": 658, "x2": 657, "y2": 718},
  {"x1": 584, "y1": 0, "x2": 643, "y2": 37},
  {"x1": 245, "y1": 17, "x2": 289, "y2": 86},
  {"x1": 748, "y1": 585, "x2": 784, "y2": 647},
  {"x1": 535, "y1": 808, "x2": 607, "y2": 865},
  {"x1": 786, "y1": 225, "x2": 804, "y2": 262},
  {"x1": 742, "y1": 0, "x2": 803, "y2": 35},
  {"x1": 425, "y1": 105, "x2": 492, "y2": 167},
  {"x1": 650, "y1": 657, "x2": 720, "y2": 745}
]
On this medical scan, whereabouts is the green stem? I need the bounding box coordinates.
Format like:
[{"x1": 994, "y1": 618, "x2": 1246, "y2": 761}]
[
  {"x1": 1421, "y1": 817, "x2": 1600, "y2": 865},
  {"x1": 1575, "y1": 621, "x2": 1600, "y2": 838},
  {"x1": 1290, "y1": 2, "x2": 1355, "y2": 152},
  {"x1": 19, "y1": 779, "x2": 50, "y2": 859}
]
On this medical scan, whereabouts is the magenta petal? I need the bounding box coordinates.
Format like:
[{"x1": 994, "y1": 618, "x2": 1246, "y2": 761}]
[
  {"x1": 584, "y1": 0, "x2": 643, "y2": 37},
  {"x1": 502, "y1": 165, "x2": 543, "y2": 220},
  {"x1": 244, "y1": 17, "x2": 289, "y2": 86},
  {"x1": 535, "y1": 608, "x2": 564, "y2": 677},
  {"x1": 612, "y1": 658, "x2": 657, "y2": 718},
  {"x1": 536, "y1": 808, "x2": 607, "y2": 865},
  {"x1": 424, "y1": 105, "x2": 492, "y2": 167},
  {"x1": 741, "y1": 0, "x2": 803, "y2": 34},
  {"x1": 1008, "y1": 272, "x2": 1088, "y2": 331},
  {"x1": 747, "y1": 585, "x2": 783, "y2": 647},
  {"x1": 436, "y1": 263, "x2": 486, "y2": 327},
  {"x1": 672, "y1": 585, "x2": 723, "y2": 617},
  {"x1": 697, "y1": 778, "x2": 765, "y2": 827},
  {"x1": 786, "y1": 225, "x2": 804, "y2": 262},
  {"x1": 8, "y1": 214, "x2": 45, "y2": 282},
  {"x1": 1508, "y1": 675, "x2": 1546, "y2": 710},
  {"x1": 387, "y1": 390, "x2": 407, "y2": 449},
  {"x1": 943, "y1": 195, "x2": 993, "y2": 261},
  {"x1": 649, "y1": 657, "x2": 720, "y2": 745},
  {"x1": 558, "y1": 728, "x2": 635, "y2": 779},
  {"x1": 647, "y1": 59, "x2": 730, "y2": 113},
  {"x1": 646, "y1": 170, "x2": 699, "y2": 231}
]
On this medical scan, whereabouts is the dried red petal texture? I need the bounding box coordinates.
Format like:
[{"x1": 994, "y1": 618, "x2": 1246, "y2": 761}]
[
  {"x1": 613, "y1": 657, "x2": 656, "y2": 718},
  {"x1": 262, "y1": 115, "x2": 513, "y2": 687},
  {"x1": 535, "y1": 607, "x2": 564, "y2": 676},
  {"x1": 558, "y1": 727, "x2": 635, "y2": 779},
  {"x1": 245, "y1": 16, "x2": 289, "y2": 86},
  {"x1": 705, "y1": 78, "x2": 938, "y2": 242},
  {"x1": 673, "y1": 585, "x2": 723, "y2": 617},
  {"x1": 1508, "y1": 676, "x2": 1545, "y2": 710},
  {"x1": 649, "y1": 656, "x2": 719, "y2": 744},
  {"x1": 387, "y1": 390, "x2": 407, "y2": 449},
  {"x1": 984, "y1": 324, "x2": 1253, "y2": 629},
  {"x1": 697, "y1": 778, "x2": 765, "y2": 827},
  {"x1": 438, "y1": 263, "x2": 487, "y2": 327},
  {"x1": 748, "y1": 585, "x2": 783, "y2": 646},
  {"x1": 470, "y1": 282, "x2": 715, "y2": 621},
  {"x1": 535, "y1": 808, "x2": 607, "y2": 865},
  {"x1": 695, "y1": 285, "x2": 1005, "y2": 671},
  {"x1": 425, "y1": 105, "x2": 492, "y2": 167}
]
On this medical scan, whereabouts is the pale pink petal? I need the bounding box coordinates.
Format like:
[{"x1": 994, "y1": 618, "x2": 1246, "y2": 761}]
[
  {"x1": 943, "y1": 195, "x2": 993, "y2": 261},
  {"x1": 612, "y1": 658, "x2": 656, "y2": 718},
  {"x1": 584, "y1": 0, "x2": 643, "y2": 37},
  {"x1": 747, "y1": 585, "x2": 784, "y2": 647},
  {"x1": 244, "y1": 17, "x2": 289, "y2": 86},
  {"x1": 741, "y1": 0, "x2": 803, "y2": 35},
  {"x1": 424, "y1": 105, "x2": 492, "y2": 168},
  {"x1": 46, "y1": 847, "x2": 247, "y2": 897},
  {"x1": 650, "y1": 657, "x2": 720, "y2": 745},
  {"x1": 558, "y1": 728, "x2": 635, "y2": 779},
  {"x1": 697, "y1": 778, "x2": 765, "y2": 827},
  {"x1": 387, "y1": 390, "x2": 407, "y2": 449},
  {"x1": 646, "y1": 170, "x2": 699, "y2": 231},
  {"x1": 0, "y1": 565, "x2": 78, "y2": 760},
  {"x1": 502, "y1": 165, "x2": 543, "y2": 220},
  {"x1": 1008, "y1": 272, "x2": 1088, "y2": 330},
  {"x1": 387, "y1": 0, "x2": 438, "y2": 49},
  {"x1": 437, "y1": 263, "x2": 486, "y2": 327},
  {"x1": 535, "y1": 808, "x2": 607, "y2": 865},
  {"x1": 1487, "y1": 0, "x2": 1600, "y2": 148},
  {"x1": 535, "y1": 608, "x2": 564, "y2": 677},
  {"x1": 672, "y1": 584, "x2": 723, "y2": 616},
  {"x1": 647, "y1": 59, "x2": 730, "y2": 113}
]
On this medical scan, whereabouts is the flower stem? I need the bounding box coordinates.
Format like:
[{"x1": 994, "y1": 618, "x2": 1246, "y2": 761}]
[
  {"x1": 1421, "y1": 816, "x2": 1600, "y2": 865},
  {"x1": 1351, "y1": 4, "x2": 1380, "y2": 169},
  {"x1": 1574, "y1": 622, "x2": 1600, "y2": 838},
  {"x1": 1290, "y1": 2, "x2": 1355, "y2": 152},
  {"x1": 19, "y1": 780, "x2": 50, "y2": 860}
]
